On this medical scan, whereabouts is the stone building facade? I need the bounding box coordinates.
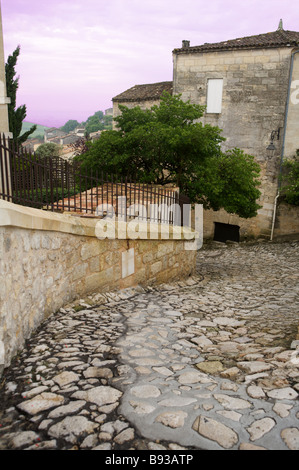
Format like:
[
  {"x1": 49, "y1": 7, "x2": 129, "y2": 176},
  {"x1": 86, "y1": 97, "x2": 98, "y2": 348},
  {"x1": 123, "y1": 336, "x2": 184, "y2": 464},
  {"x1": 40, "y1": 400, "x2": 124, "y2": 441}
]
[
  {"x1": 44, "y1": 127, "x2": 68, "y2": 142},
  {"x1": 112, "y1": 25, "x2": 299, "y2": 240},
  {"x1": 172, "y1": 25, "x2": 299, "y2": 240}
]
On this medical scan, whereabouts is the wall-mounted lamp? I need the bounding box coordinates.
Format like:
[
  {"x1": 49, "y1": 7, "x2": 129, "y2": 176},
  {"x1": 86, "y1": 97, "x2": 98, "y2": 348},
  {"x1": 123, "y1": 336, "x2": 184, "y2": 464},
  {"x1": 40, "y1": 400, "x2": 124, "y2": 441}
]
[{"x1": 267, "y1": 129, "x2": 280, "y2": 151}]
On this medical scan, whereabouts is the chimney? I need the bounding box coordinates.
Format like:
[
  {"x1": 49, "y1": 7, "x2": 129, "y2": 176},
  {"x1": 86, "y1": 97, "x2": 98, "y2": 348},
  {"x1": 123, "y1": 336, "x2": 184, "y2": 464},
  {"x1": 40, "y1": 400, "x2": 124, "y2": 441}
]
[{"x1": 182, "y1": 40, "x2": 190, "y2": 48}]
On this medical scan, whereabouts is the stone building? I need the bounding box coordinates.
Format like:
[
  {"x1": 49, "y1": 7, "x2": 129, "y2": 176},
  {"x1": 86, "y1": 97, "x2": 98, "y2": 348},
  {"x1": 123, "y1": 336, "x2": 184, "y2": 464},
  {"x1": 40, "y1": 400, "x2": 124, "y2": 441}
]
[
  {"x1": 172, "y1": 23, "x2": 299, "y2": 240},
  {"x1": 112, "y1": 81, "x2": 173, "y2": 128},
  {"x1": 112, "y1": 24, "x2": 299, "y2": 240},
  {"x1": 44, "y1": 127, "x2": 68, "y2": 142}
]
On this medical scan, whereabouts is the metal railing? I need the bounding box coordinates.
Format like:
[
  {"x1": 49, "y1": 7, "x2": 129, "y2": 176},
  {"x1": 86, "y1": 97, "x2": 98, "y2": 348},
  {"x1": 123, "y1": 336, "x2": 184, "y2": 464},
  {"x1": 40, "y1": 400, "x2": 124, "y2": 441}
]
[{"x1": 0, "y1": 133, "x2": 190, "y2": 226}]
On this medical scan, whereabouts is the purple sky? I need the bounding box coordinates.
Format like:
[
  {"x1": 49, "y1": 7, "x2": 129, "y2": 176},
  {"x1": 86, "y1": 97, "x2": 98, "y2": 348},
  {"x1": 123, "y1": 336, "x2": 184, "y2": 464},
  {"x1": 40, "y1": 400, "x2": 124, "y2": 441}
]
[{"x1": 1, "y1": 0, "x2": 298, "y2": 128}]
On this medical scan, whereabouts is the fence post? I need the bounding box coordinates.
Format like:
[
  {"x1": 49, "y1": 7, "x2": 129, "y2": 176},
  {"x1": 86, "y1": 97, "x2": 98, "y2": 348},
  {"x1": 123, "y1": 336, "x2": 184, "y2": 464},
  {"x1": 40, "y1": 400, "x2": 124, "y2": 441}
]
[
  {"x1": 49, "y1": 157, "x2": 54, "y2": 210},
  {"x1": 0, "y1": 134, "x2": 13, "y2": 201}
]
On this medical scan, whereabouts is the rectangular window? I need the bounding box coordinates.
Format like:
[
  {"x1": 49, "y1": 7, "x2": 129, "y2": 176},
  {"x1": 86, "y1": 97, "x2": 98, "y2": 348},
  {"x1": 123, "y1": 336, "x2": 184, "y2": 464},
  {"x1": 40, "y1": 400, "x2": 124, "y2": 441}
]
[{"x1": 206, "y1": 79, "x2": 223, "y2": 113}]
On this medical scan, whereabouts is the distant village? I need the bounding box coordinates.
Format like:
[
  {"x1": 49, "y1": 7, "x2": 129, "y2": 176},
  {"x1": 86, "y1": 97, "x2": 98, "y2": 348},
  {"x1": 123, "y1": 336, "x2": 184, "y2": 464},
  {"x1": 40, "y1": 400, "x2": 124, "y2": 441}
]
[{"x1": 23, "y1": 107, "x2": 113, "y2": 160}]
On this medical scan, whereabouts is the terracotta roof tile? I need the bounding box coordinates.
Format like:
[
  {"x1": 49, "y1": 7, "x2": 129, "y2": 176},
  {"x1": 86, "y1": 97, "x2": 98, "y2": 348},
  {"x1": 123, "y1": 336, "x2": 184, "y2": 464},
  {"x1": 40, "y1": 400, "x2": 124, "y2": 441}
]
[
  {"x1": 113, "y1": 81, "x2": 173, "y2": 102},
  {"x1": 173, "y1": 29, "x2": 299, "y2": 54}
]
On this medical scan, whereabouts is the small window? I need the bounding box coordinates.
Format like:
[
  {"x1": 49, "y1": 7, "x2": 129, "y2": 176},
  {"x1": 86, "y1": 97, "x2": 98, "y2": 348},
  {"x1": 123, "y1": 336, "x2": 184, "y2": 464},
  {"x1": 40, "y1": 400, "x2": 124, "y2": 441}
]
[{"x1": 207, "y1": 79, "x2": 223, "y2": 113}]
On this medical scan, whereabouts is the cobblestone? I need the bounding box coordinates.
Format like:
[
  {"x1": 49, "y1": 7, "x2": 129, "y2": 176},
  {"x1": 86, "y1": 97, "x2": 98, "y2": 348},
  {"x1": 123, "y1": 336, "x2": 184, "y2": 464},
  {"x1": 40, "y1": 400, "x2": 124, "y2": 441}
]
[{"x1": 0, "y1": 240, "x2": 298, "y2": 450}]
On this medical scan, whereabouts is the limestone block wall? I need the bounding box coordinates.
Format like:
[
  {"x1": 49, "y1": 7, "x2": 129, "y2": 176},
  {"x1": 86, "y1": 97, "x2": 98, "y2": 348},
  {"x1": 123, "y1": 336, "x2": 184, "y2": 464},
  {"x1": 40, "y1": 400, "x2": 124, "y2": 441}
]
[
  {"x1": 0, "y1": 200, "x2": 197, "y2": 371},
  {"x1": 112, "y1": 99, "x2": 161, "y2": 129},
  {"x1": 173, "y1": 47, "x2": 292, "y2": 157},
  {"x1": 173, "y1": 46, "x2": 296, "y2": 239},
  {"x1": 274, "y1": 202, "x2": 299, "y2": 239}
]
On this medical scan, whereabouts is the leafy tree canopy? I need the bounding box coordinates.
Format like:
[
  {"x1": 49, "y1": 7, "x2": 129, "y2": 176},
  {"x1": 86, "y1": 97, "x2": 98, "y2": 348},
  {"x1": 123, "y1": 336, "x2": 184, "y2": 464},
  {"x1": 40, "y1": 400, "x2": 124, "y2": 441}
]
[
  {"x1": 85, "y1": 114, "x2": 105, "y2": 135},
  {"x1": 35, "y1": 142, "x2": 62, "y2": 159},
  {"x1": 59, "y1": 111, "x2": 112, "y2": 137},
  {"x1": 60, "y1": 120, "x2": 79, "y2": 133},
  {"x1": 5, "y1": 45, "x2": 36, "y2": 146},
  {"x1": 75, "y1": 92, "x2": 261, "y2": 219}
]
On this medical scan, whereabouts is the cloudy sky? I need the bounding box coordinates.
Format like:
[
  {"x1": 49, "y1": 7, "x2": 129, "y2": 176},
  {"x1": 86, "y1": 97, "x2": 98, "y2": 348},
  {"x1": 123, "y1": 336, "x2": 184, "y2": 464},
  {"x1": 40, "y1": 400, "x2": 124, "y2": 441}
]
[{"x1": 1, "y1": 0, "x2": 298, "y2": 128}]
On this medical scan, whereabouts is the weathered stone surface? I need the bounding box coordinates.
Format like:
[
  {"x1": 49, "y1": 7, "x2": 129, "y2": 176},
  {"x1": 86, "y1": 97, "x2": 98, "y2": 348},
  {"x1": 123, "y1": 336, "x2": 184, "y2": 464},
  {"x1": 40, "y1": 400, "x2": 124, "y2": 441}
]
[
  {"x1": 272, "y1": 403, "x2": 293, "y2": 418},
  {"x1": 9, "y1": 431, "x2": 40, "y2": 449},
  {"x1": 129, "y1": 348, "x2": 154, "y2": 357},
  {"x1": 17, "y1": 393, "x2": 65, "y2": 416},
  {"x1": 246, "y1": 385, "x2": 266, "y2": 399},
  {"x1": 0, "y1": 242, "x2": 298, "y2": 451},
  {"x1": 47, "y1": 400, "x2": 86, "y2": 418},
  {"x1": 216, "y1": 410, "x2": 242, "y2": 422},
  {"x1": 217, "y1": 342, "x2": 240, "y2": 354},
  {"x1": 53, "y1": 371, "x2": 80, "y2": 387},
  {"x1": 48, "y1": 416, "x2": 99, "y2": 443},
  {"x1": 114, "y1": 428, "x2": 135, "y2": 445},
  {"x1": 247, "y1": 418, "x2": 276, "y2": 441},
  {"x1": 155, "y1": 411, "x2": 188, "y2": 428},
  {"x1": 196, "y1": 361, "x2": 224, "y2": 374},
  {"x1": 237, "y1": 361, "x2": 272, "y2": 374},
  {"x1": 72, "y1": 386, "x2": 122, "y2": 406},
  {"x1": 214, "y1": 317, "x2": 244, "y2": 327},
  {"x1": 22, "y1": 385, "x2": 48, "y2": 398},
  {"x1": 281, "y1": 428, "x2": 299, "y2": 450},
  {"x1": 190, "y1": 335, "x2": 213, "y2": 347},
  {"x1": 130, "y1": 385, "x2": 161, "y2": 398},
  {"x1": 83, "y1": 367, "x2": 113, "y2": 379},
  {"x1": 129, "y1": 401, "x2": 156, "y2": 414},
  {"x1": 266, "y1": 387, "x2": 298, "y2": 400},
  {"x1": 239, "y1": 442, "x2": 267, "y2": 450},
  {"x1": 93, "y1": 443, "x2": 112, "y2": 450},
  {"x1": 152, "y1": 367, "x2": 174, "y2": 376},
  {"x1": 178, "y1": 371, "x2": 209, "y2": 384},
  {"x1": 220, "y1": 367, "x2": 240, "y2": 379},
  {"x1": 158, "y1": 396, "x2": 197, "y2": 407},
  {"x1": 192, "y1": 415, "x2": 238, "y2": 449},
  {"x1": 134, "y1": 358, "x2": 164, "y2": 366},
  {"x1": 214, "y1": 394, "x2": 252, "y2": 410},
  {"x1": 0, "y1": 212, "x2": 196, "y2": 371},
  {"x1": 80, "y1": 433, "x2": 99, "y2": 449}
]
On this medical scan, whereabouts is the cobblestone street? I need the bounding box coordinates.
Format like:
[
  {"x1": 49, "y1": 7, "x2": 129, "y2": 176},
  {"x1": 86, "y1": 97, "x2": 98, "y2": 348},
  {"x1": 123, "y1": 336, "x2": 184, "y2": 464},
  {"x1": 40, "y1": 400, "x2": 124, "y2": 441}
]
[{"x1": 0, "y1": 240, "x2": 298, "y2": 450}]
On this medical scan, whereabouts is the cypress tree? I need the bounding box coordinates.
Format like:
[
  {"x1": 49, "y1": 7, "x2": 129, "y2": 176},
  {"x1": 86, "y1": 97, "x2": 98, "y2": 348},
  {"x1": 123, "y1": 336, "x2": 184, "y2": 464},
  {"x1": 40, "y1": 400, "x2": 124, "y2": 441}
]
[{"x1": 5, "y1": 45, "x2": 36, "y2": 146}]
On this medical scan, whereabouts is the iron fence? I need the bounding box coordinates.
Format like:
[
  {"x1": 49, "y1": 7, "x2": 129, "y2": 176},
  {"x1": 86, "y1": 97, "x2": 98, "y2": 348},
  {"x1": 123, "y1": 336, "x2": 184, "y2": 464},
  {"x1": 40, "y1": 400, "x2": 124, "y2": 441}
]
[{"x1": 0, "y1": 133, "x2": 190, "y2": 226}]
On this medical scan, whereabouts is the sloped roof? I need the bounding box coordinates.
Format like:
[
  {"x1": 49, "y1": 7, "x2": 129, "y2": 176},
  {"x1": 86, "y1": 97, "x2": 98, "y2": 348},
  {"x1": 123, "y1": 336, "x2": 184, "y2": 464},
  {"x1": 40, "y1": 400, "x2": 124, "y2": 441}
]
[
  {"x1": 113, "y1": 81, "x2": 173, "y2": 102},
  {"x1": 45, "y1": 127, "x2": 67, "y2": 135},
  {"x1": 173, "y1": 28, "x2": 299, "y2": 54}
]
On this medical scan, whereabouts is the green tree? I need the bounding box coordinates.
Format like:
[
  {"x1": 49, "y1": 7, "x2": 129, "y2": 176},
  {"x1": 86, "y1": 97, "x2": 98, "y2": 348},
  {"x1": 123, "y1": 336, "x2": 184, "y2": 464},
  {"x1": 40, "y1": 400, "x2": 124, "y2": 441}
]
[
  {"x1": 60, "y1": 119, "x2": 79, "y2": 133},
  {"x1": 5, "y1": 45, "x2": 36, "y2": 146},
  {"x1": 94, "y1": 110, "x2": 104, "y2": 120},
  {"x1": 280, "y1": 151, "x2": 299, "y2": 206},
  {"x1": 85, "y1": 112, "x2": 105, "y2": 135},
  {"x1": 103, "y1": 114, "x2": 113, "y2": 129},
  {"x1": 75, "y1": 92, "x2": 261, "y2": 219},
  {"x1": 35, "y1": 142, "x2": 62, "y2": 159}
]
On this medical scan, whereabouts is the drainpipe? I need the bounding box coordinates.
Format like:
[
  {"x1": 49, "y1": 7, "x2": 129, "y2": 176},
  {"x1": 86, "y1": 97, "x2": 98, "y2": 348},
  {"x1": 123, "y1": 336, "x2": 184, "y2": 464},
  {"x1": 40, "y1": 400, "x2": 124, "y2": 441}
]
[
  {"x1": 270, "y1": 48, "x2": 299, "y2": 241},
  {"x1": 270, "y1": 192, "x2": 280, "y2": 241}
]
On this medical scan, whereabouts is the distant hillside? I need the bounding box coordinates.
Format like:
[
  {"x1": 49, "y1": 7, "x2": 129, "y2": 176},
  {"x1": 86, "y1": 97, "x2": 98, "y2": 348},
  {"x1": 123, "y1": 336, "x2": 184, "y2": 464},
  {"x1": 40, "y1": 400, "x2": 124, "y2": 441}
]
[{"x1": 21, "y1": 122, "x2": 50, "y2": 139}]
